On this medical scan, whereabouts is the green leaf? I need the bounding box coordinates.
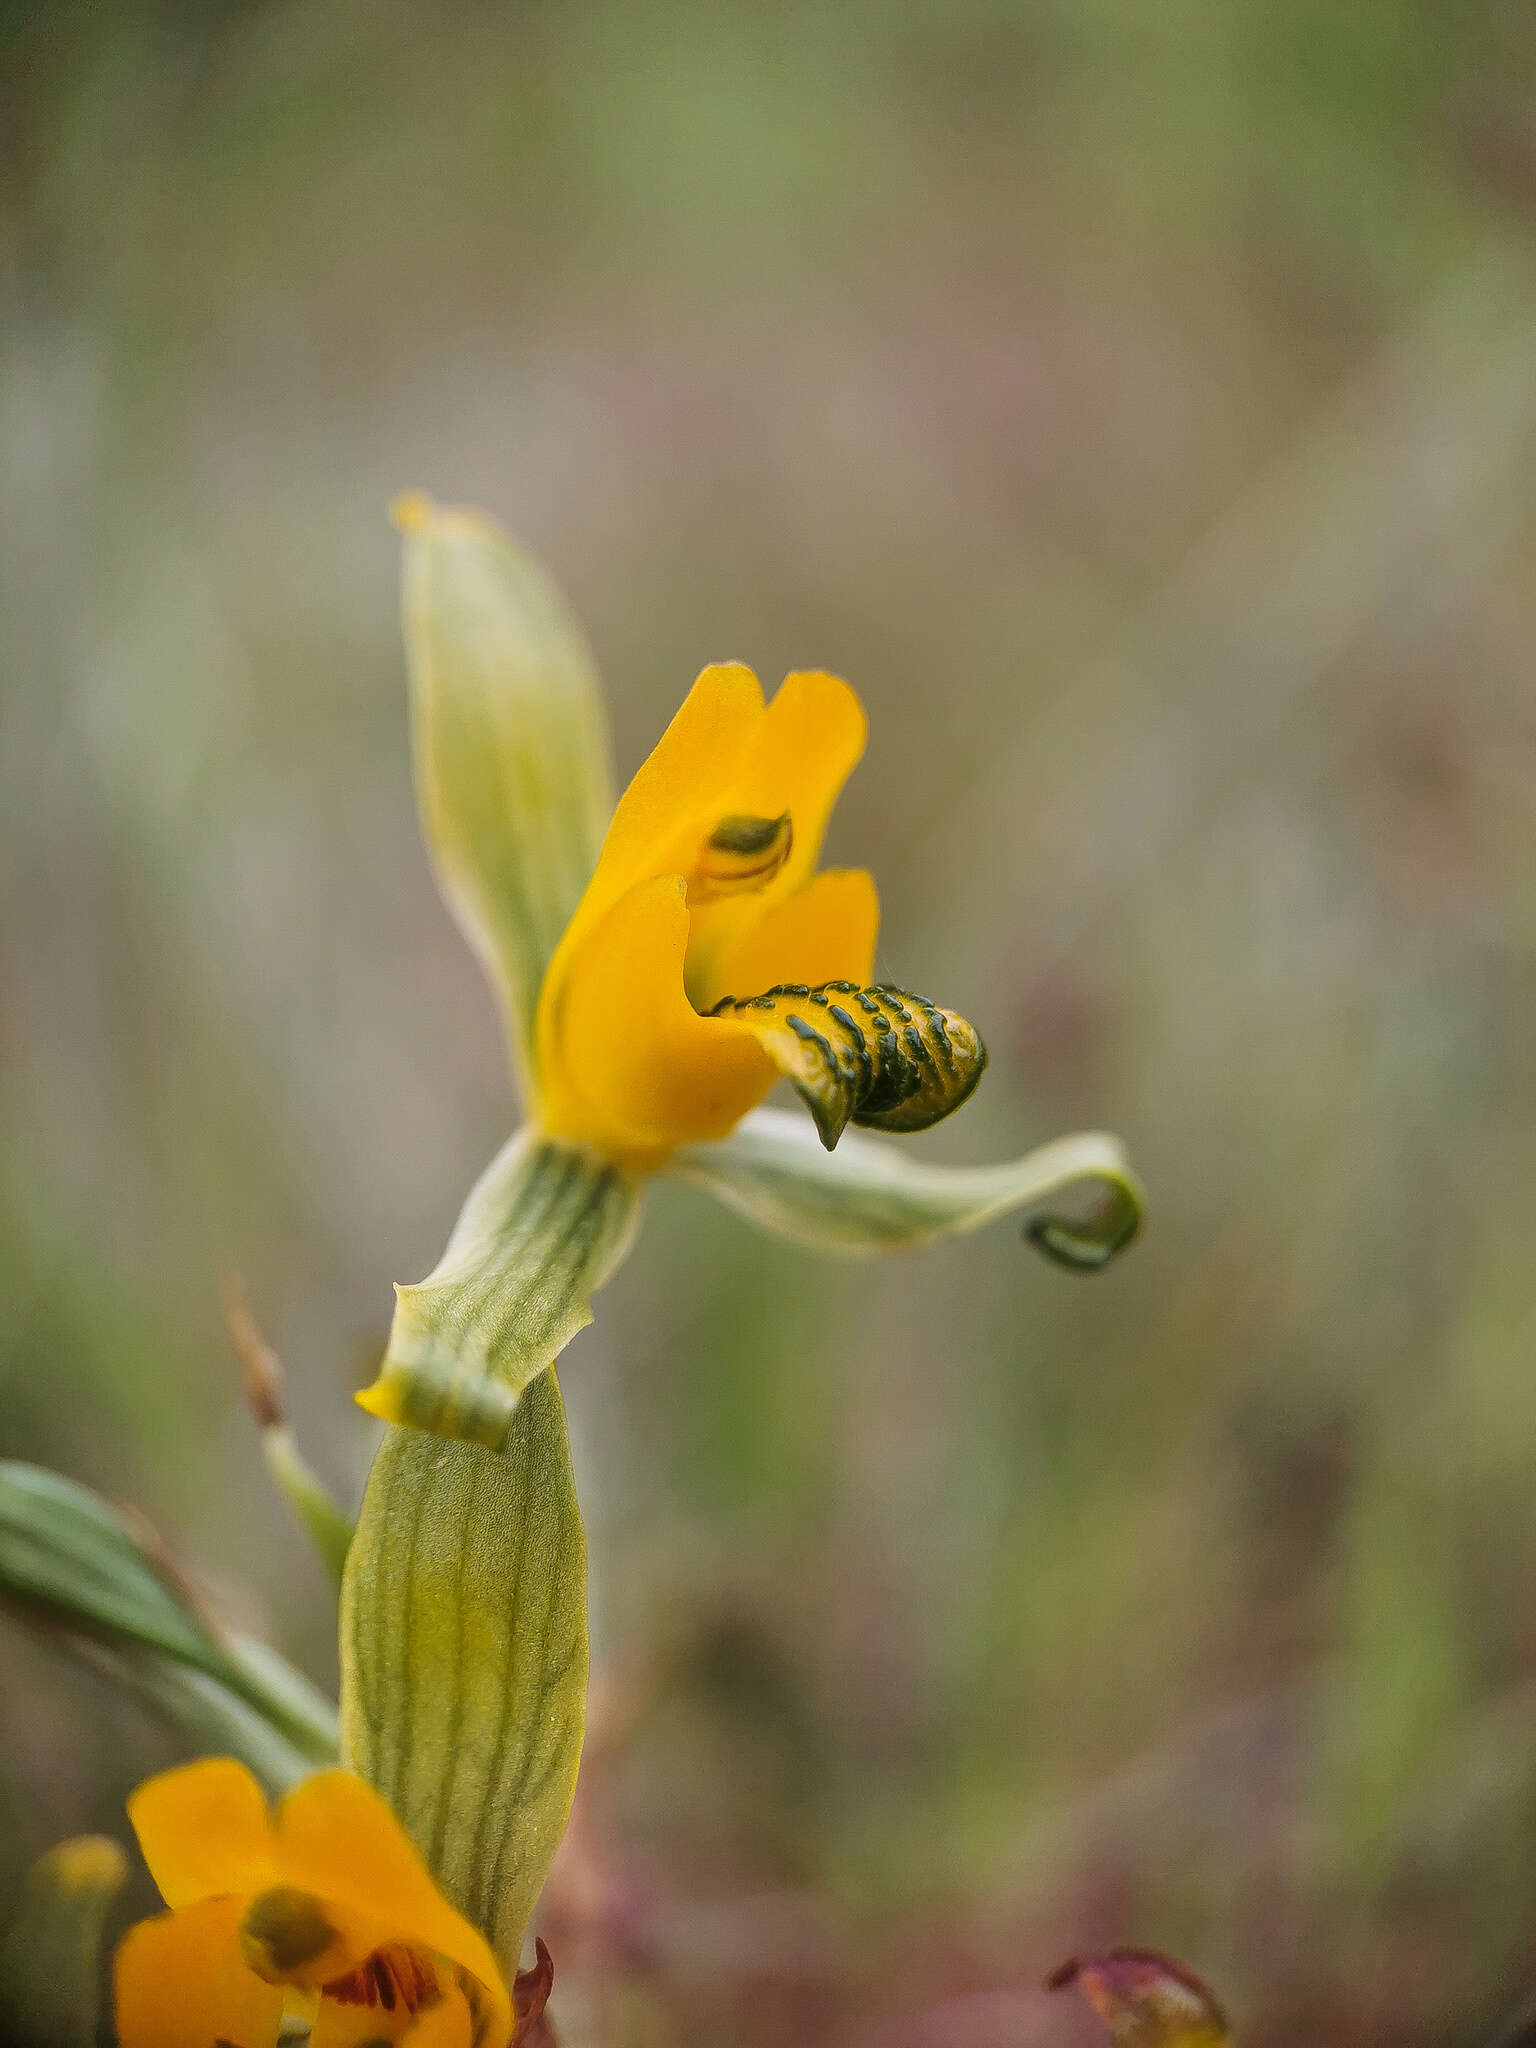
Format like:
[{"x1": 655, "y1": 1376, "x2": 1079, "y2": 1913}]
[
  {"x1": 396, "y1": 494, "x2": 615, "y2": 1092},
  {"x1": 0, "y1": 1836, "x2": 128, "y2": 2048},
  {"x1": 0, "y1": 1463, "x2": 213, "y2": 1669},
  {"x1": 0, "y1": 1463, "x2": 337, "y2": 1784},
  {"x1": 358, "y1": 1131, "x2": 642, "y2": 1448},
  {"x1": 253, "y1": 1425, "x2": 354, "y2": 1587},
  {"x1": 84, "y1": 1648, "x2": 333, "y2": 1794},
  {"x1": 671, "y1": 1107, "x2": 1145, "y2": 1268},
  {"x1": 339, "y1": 1374, "x2": 587, "y2": 1972}
]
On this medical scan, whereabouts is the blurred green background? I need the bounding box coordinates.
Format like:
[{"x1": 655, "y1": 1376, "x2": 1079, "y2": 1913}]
[{"x1": 5, "y1": 2, "x2": 1536, "y2": 2042}]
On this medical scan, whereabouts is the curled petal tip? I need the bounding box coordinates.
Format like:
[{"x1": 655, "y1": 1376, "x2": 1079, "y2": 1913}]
[{"x1": 511, "y1": 1936, "x2": 555, "y2": 2044}]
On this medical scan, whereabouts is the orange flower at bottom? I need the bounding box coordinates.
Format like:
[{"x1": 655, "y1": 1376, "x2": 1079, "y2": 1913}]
[{"x1": 114, "y1": 1759, "x2": 535, "y2": 2048}]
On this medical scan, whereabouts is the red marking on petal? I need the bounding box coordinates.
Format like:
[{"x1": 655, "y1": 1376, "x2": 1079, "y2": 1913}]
[{"x1": 323, "y1": 1942, "x2": 441, "y2": 2015}]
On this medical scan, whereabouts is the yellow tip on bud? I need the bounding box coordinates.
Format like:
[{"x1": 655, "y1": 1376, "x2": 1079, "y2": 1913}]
[
  {"x1": 353, "y1": 1382, "x2": 397, "y2": 1423},
  {"x1": 390, "y1": 490, "x2": 434, "y2": 534},
  {"x1": 43, "y1": 1836, "x2": 129, "y2": 1894}
]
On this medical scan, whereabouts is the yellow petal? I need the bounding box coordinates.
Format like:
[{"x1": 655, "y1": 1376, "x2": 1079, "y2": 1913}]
[
  {"x1": 406, "y1": 1991, "x2": 475, "y2": 2048},
  {"x1": 730, "y1": 670, "x2": 866, "y2": 891},
  {"x1": 310, "y1": 1998, "x2": 412, "y2": 2048},
  {"x1": 577, "y1": 661, "x2": 764, "y2": 926},
  {"x1": 535, "y1": 667, "x2": 871, "y2": 1162},
  {"x1": 540, "y1": 875, "x2": 775, "y2": 1164},
  {"x1": 703, "y1": 867, "x2": 879, "y2": 1008},
  {"x1": 115, "y1": 1897, "x2": 285, "y2": 2048},
  {"x1": 273, "y1": 1772, "x2": 510, "y2": 2048},
  {"x1": 679, "y1": 674, "x2": 867, "y2": 1000},
  {"x1": 127, "y1": 1758, "x2": 276, "y2": 1909},
  {"x1": 409, "y1": 1985, "x2": 476, "y2": 2048}
]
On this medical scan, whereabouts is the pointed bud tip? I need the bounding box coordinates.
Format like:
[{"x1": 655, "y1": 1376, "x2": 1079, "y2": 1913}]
[{"x1": 353, "y1": 1382, "x2": 396, "y2": 1424}]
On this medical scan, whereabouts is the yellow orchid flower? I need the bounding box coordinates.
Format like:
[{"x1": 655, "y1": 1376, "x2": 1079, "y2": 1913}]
[
  {"x1": 532, "y1": 657, "x2": 983, "y2": 1167},
  {"x1": 356, "y1": 499, "x2": 1143, "y2": 1448},
  {"x1": 113, "y1": 1757, "x2": 545, "y2": 2048}
]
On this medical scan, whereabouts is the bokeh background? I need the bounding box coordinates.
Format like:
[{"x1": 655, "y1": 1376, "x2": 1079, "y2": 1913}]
[{"x1": 6, "y1": 3, "x2": 1536, "y2": 2042}]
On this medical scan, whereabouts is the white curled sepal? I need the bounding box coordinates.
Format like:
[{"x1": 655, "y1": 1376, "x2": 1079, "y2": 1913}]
[{"x1": 669, "y1": 1107, "x2": 1143, "y2": 1268}]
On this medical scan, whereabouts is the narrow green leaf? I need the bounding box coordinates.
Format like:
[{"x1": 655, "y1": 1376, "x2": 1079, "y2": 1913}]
[
  {"x1": 258, "y1": 1426, "x2": 353, "y2": 1586},
  {"x1": 339, "y1": 1373, "x2": 587, "y2": 1972},
  {"x1": 397, "y1": 493, "x2": 615, "y2": 1091},
  {"x1": 0, "y1": 1836, "x2": 127, "y2": 2048},
  {"x1": 358, "y1": 1131, "x2": 642, "y2": 1448},
  {"x1": 0, "y1": 1462, "x2": 337, "y2": 1775},
  {"x1": 671, "y1": 1107, "x2": 1145, "y2": 1267},
  {"x1": 0, "y1": 1464, "x2": 212, "y2": 1670}
]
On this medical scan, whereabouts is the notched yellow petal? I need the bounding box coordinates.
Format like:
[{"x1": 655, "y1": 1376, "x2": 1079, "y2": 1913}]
[
  {"x1": 114, "y1": 1895, "x2": 286, "y2": 2048},
  {"x1": 1048, "y1": 1950, "x2": 1231, "y2": 2048},
  {"x1": 710, "y1": 979, "x2": 987, "y2": 1150},
  {"x1": 275, "y1": 1770, "x2": 511, "y2": 2045},
  {"x1": 127, "y1": 1757, "x2": 276, "y2": 1910}
]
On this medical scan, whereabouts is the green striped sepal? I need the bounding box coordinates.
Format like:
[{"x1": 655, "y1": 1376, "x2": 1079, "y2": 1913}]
[
  {"x1": 0, "y1": 1463, "x2": 337, "y2": 1790},
  {"x1": 339, "y1": 1373, "x2": 586, "y2": 1972},
  {"x1": 358, "y1": 1131, "x2": 642, "y2": 1448},
  {"x1": 0, "y1": 1837, "x2": 128, "y2": 2048},
  {"x1": 670, "y1": 1107, "x2": 1144, "y2": 1268},
  {"x1": 396, "y1": 494, "x2": 615, "y2": 1093}
]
